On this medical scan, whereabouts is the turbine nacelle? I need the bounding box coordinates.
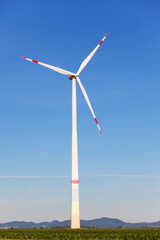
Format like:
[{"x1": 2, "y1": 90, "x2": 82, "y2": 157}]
[{"x1": 68, "y1": 75, "x2": 77, "y2": 80}]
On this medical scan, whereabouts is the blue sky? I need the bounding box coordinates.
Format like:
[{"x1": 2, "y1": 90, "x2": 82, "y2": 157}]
[{"x1": 0, "y1": 0, "x2": 160, "y2": 223}]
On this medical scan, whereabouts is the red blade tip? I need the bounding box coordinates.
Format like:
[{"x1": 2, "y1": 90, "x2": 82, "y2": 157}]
[
  {"x1": 105, "y1": 33, "x2": 109, "y2": 37},
  {"x1": 20, "y1": 56, "x2": 26, "y2": 59},
  {"x1": 100, "y1": 130, "x2": 103, "y2": 136}
]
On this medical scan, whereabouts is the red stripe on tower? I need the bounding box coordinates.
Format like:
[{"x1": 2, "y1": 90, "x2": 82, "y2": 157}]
[
  {"x1": 32, "y1": 60, "x2": 38, "y2": 63},
  {"x1": 71, "y1": 180, "x2": 79, "y2": 184},
  {"x1": 95, "y1": 118, "x2": 98, "y2": 125}
]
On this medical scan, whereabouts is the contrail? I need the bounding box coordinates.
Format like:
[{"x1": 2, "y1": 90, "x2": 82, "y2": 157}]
[
  {"x1": 81, "y1": 174, "x2": 160, "y2": 178},
  {"x1": 0, "y1": 176, "x2": 69, "y2": 178},
  {"x1": 0, "y1": 174, "x2": 160, "y2": 178}
]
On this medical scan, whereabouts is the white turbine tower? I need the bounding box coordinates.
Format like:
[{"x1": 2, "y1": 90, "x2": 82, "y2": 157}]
[{"x1": 21, "y1": 33, "x2": 108, "y2": 229}]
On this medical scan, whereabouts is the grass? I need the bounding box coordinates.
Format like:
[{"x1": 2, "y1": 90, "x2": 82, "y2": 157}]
[{"x1": 0, "y1": 228, "x2": 160, "y2": 240}]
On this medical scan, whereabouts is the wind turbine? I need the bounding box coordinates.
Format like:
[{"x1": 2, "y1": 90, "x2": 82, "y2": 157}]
[{"x1": 21, "y1": 33, "x2": 108, "y2": 229}]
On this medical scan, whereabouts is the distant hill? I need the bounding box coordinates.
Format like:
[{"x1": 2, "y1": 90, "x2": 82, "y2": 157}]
[{"x1": 0, "y1": 217, "x2": 160, "y2": 229}]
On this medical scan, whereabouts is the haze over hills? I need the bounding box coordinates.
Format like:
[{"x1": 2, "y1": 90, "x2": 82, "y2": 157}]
[{"x1": 0, "y1": 218, "x2": 160, "y2": 229}]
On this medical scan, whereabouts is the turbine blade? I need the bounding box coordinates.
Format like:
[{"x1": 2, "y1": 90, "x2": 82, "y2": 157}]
[
  {"x1": 76, "y1": 77, "x2": 102, "y2": 136},
  {"x1": 77, "y1": 33, "x2": 109, "y2": 75},
  {"x1": 20, "y1": 56, "x2": 76, "y2": 76}
]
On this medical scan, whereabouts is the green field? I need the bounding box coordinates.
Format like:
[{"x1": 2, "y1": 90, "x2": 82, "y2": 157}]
[{"x1": 0, "y1": 228, "x2": 160, "y2": 240}]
